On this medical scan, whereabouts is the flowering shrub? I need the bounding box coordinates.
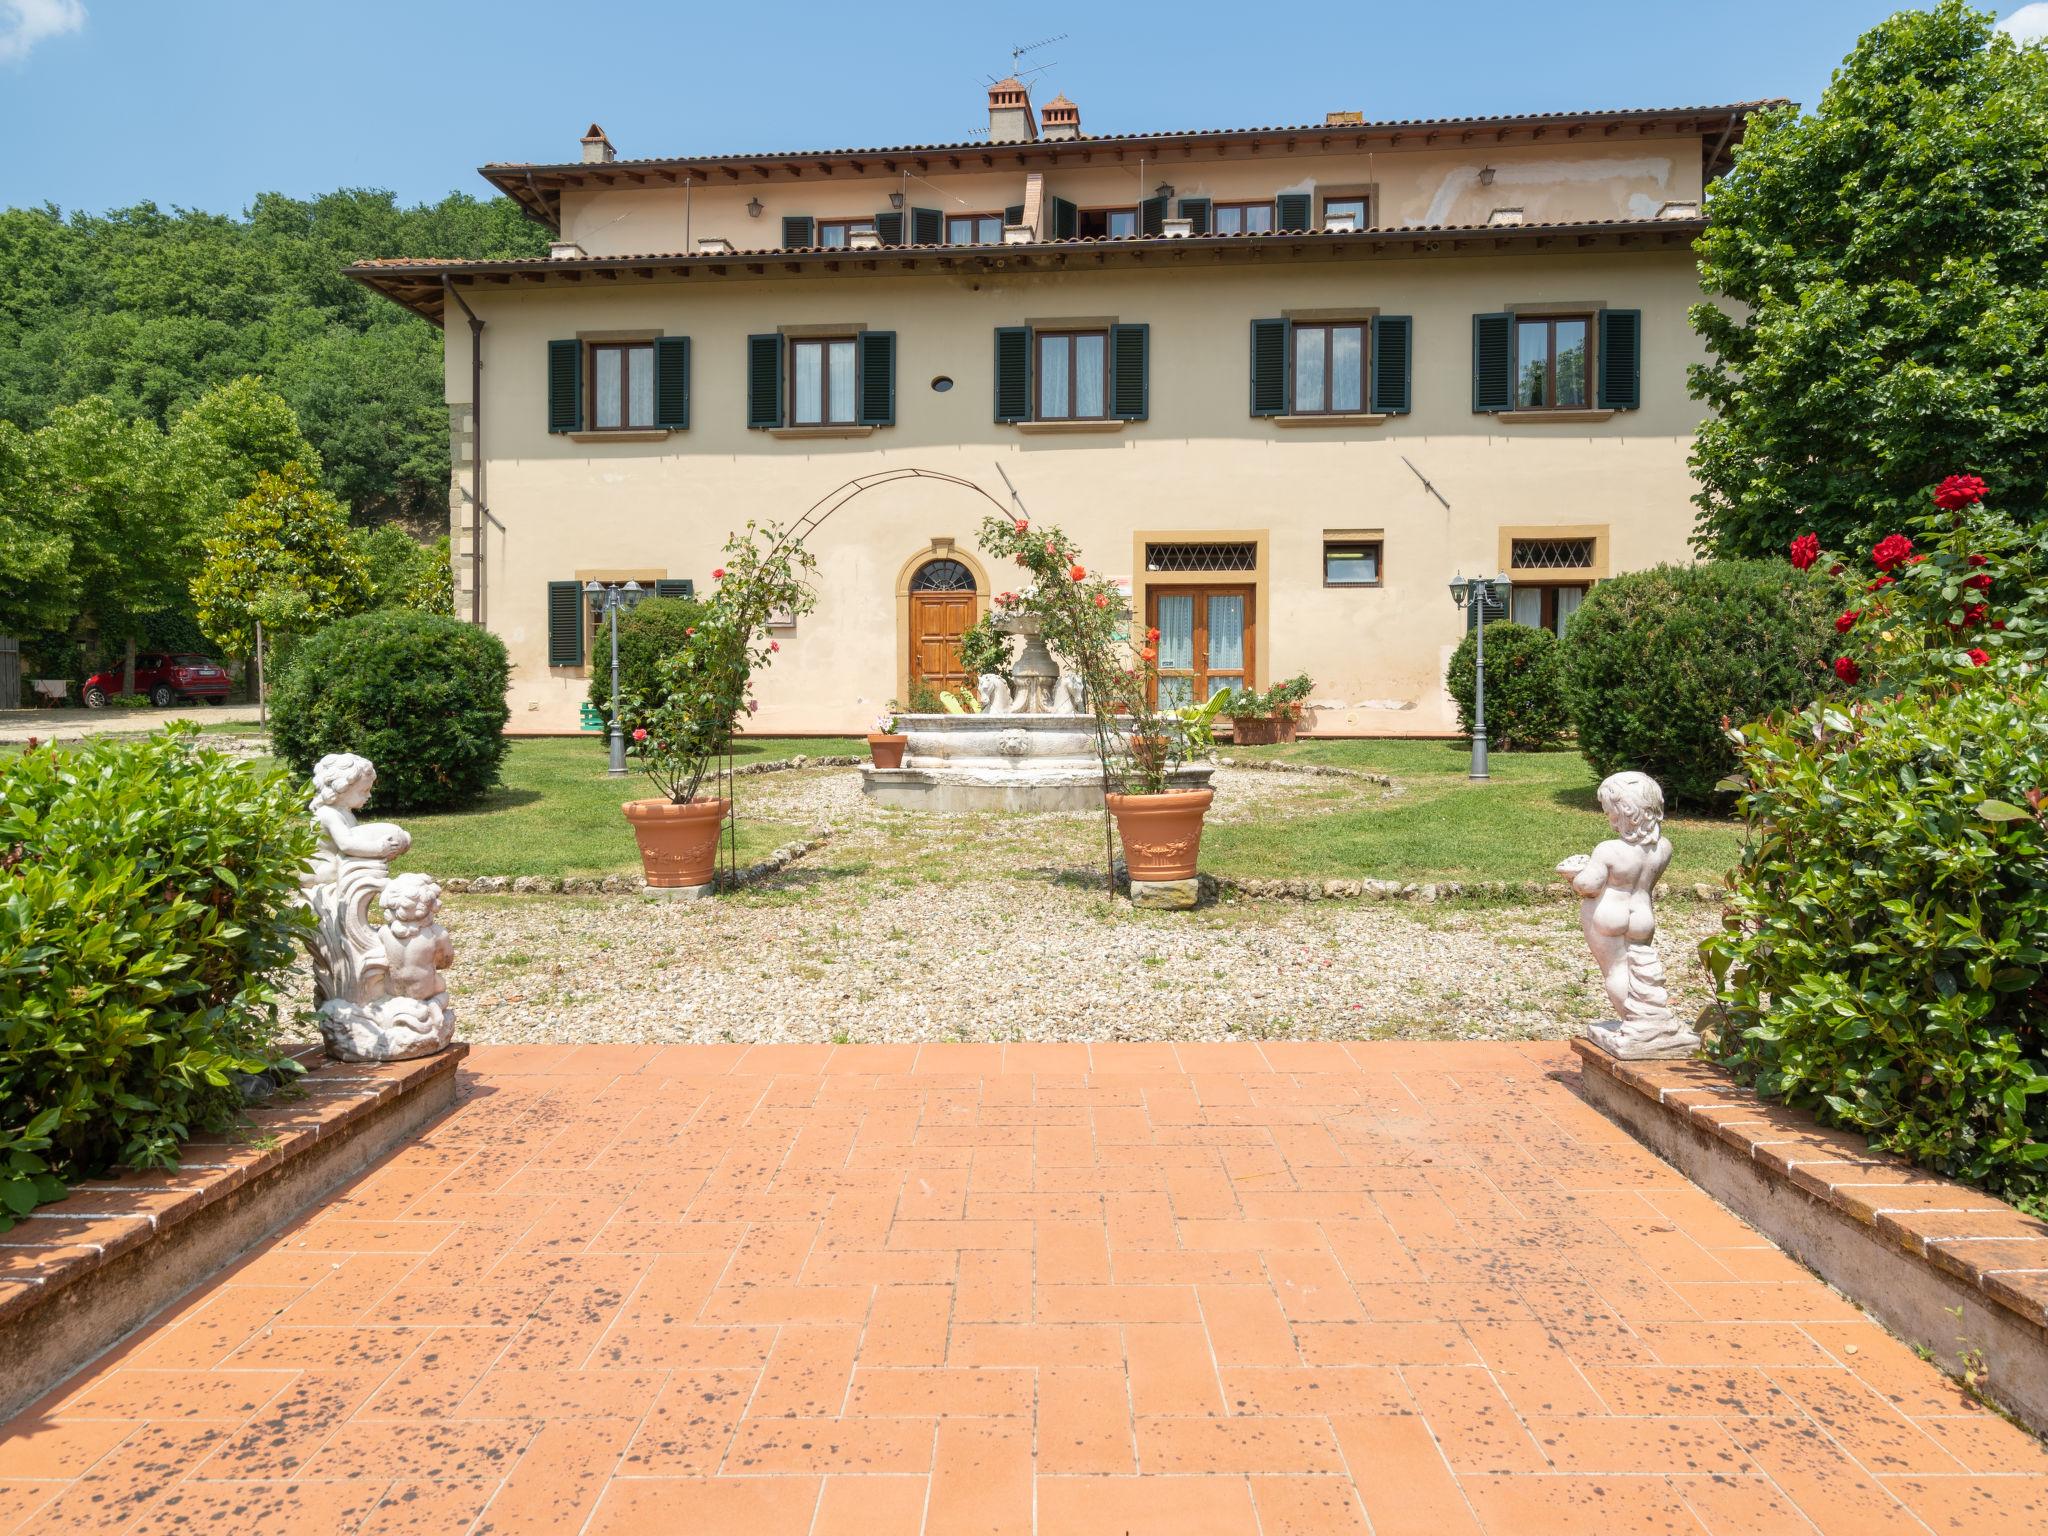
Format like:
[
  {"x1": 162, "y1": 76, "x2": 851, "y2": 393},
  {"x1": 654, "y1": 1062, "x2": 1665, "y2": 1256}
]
[
  {"x1": 620, "y1": 522, "x2": 815, "y2": 803},
  {"x1": 1220, "y1": 673, "x2": 1315, "y2": 721},
  {"x1": 1706, "y1": 476, "x2": 2048, "y2": 1213}
]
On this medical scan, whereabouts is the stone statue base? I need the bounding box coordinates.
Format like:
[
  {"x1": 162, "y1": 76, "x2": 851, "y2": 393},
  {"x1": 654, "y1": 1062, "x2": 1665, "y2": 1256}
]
[
  {"x1": 1585, "y1": 1017, "x2": 1701, "y2": 1060},
  {"x1": 317, "y1": 994, "x2": 456, "y2": 1063}
]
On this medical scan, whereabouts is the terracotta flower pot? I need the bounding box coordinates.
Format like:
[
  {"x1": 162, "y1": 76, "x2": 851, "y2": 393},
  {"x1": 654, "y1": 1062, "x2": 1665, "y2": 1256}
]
[
  {"x1": 1231, "y1": 715, "x2": 1298, "y2": 746},
  {"x1": 867, "y1": 733, "x2": 908, "y2": 769},
  {"x1": 621, "y1": 797, "x2": 729, "y2": 888},
  {"x1": 1107, "y1": 788, "x2": 1214, "y2": 882}
]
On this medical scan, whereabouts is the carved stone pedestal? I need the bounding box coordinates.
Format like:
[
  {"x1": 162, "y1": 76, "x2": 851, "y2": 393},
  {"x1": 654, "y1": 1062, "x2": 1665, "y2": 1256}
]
[
  {"x1": 1586, "y1": 1018, "x2": 1702, "y2": 1060},
  {"x1": 1130, "y1": 878, "x2": 1200, "y2": 910}
]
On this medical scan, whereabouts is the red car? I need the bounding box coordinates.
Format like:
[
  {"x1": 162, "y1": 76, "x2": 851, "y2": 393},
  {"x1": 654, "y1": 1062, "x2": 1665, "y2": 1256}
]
[{"x1": 81, "y1": 653, "x2": 233, "y2": 709}]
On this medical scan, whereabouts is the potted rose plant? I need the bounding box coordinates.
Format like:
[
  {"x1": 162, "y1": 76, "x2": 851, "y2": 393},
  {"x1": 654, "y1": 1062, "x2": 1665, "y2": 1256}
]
[
  {"x1": 1221, "y1": 673, "x2": 1314, "y2": 745},
  {"x1": 617, "y1": 522, "x2": 815, "y2": 888},
  {"x1": 976, "y1": 512, "x2": 1218, "y2": 890},
  {"x1": 868, "y1": 704, "x2": 907, "y2": 769}
]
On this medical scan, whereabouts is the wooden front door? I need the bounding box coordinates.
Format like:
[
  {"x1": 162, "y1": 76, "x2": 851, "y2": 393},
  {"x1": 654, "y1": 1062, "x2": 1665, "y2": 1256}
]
[
  {"x1": 1147, "y1": 585, "x2": 1254, "y2": 706},
  {"x1": 909, "y1": 591, "x2": 974, "y2": 692}
]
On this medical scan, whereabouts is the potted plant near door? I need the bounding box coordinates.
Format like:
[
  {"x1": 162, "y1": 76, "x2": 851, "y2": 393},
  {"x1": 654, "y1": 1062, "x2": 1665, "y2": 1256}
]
[
  {"x1": 976, "y1": 513, "x2": 1220, "y2": 888},
  {"x1": 868, "y1": 705, "x2": 907, "y2": 768},
  {"x1": 1222, "y1": 673, "x2": 1314, "y2": 745},
  {"x1": 618, "y1": 522, "x2": 816, "y2": 888}
]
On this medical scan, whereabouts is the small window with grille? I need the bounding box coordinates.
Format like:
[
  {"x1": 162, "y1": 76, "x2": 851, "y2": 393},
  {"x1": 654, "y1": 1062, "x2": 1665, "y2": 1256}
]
[
  {"x1": 1510, "y1": 537, "x2": 1596, "y2": 571},
  {"x1": 1144, "y1": 541, "x2": 1258, "y2": 574}
]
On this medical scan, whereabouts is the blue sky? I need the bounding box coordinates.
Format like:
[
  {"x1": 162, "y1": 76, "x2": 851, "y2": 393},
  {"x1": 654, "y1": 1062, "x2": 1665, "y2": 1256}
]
[{"x1": 2, "y1": 1, "x2": 2045, "y2": 215}]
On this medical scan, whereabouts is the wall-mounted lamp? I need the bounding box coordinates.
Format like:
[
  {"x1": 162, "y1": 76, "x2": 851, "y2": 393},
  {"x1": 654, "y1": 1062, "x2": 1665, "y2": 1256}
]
[
  {"x1": 745, "y1": 196, "x2": 764, "y2": 218},
  {"x1": 888, "y1": 190, "x2": 905, "y2": 210},
  {"x1": 1478, "y1": 166, "x2": 1496, "y2": 186},
  {"x1": 1154, "y1": 182, "x2": 1174, "y2": 201}
]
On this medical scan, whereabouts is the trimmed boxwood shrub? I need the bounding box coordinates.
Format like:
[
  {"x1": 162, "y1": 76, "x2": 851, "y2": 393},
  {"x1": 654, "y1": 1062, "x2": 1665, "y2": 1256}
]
[
  {"x1": 0, "y1": 729, "x2": 312, "y2": 1222},
  {"x1": 587, "y1": 594, "x2": 705, "y2": 741},
  {"x1": 1559, "y1": 561, "x2": 1838, "y2": 807},
  {"x1": 271, "y1": 610, "x2": 510, "y2": 812},
  {"x1": 1444, "y1": 621, "x2": 1569, "y2": 751}
]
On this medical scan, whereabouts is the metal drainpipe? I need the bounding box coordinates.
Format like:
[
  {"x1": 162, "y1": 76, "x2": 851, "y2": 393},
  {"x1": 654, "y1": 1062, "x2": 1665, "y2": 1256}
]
[{"x1": 444, "y1": 278, "x2": 487, "y2": 626}]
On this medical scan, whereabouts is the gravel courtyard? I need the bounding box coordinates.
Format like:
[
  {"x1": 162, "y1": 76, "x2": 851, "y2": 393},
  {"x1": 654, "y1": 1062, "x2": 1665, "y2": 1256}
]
[{"x1": 435, "y1": 765, "x2": 1723, "y2": 1046}]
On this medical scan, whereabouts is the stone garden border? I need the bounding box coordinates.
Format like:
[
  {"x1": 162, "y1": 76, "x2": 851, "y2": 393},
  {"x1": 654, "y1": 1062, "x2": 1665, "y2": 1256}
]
[
  {"x1": 1574, "y1": 1039, "x2": 2048, "y2": 1435},
  {"x1": 0, "y1": 1043, "x2": 466, "y2": 1423}
]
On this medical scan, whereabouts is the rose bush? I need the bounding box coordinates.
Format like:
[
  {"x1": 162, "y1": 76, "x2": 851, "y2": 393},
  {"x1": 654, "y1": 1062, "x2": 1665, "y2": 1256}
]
[{"x1": 1706, "y1": 475, "x2": 2048, "y2": 1213}]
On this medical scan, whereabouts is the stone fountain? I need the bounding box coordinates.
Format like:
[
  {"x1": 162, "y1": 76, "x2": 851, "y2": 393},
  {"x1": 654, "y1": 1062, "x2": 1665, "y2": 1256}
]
[{"x1": 862, "y1": 611, "x2": 1216, "y2": 813}]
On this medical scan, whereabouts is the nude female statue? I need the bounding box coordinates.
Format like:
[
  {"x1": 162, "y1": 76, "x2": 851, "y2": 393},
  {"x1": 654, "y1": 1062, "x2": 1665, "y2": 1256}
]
[{"x1": 1556, "y1": 770, "x2": 1700, "y2": 1058}]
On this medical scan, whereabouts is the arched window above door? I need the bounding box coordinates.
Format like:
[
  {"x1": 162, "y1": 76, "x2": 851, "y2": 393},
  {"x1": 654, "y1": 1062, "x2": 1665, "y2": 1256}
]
[{"x1": 910, "y1": 558, "x2": 977, "y2": 592}]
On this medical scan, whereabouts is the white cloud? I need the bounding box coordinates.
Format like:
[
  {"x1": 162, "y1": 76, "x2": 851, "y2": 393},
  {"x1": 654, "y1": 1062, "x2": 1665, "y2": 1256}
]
[
  {"x1": 0, "y1": 0, "x2": 85, "y2": 64},
  {"x1": 2001, "y1": 4, "x2": 2048, "y2": 43}
]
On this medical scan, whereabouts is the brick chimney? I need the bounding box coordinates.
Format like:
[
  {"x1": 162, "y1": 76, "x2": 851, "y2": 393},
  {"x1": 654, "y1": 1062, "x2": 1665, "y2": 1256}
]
[
  {"x1": 987, "y1": 78, "x2": 1038, "y2": 144},
  {"x1": 580, "y1": 123, "x2": 615, "y2": 164},
  {"x1": 1041, "y1": 93, "x2": 1081, "y2": 140}
]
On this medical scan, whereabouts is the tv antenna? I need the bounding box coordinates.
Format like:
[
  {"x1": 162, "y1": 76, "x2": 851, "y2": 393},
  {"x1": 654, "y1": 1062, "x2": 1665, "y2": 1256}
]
[{"x1": 987, "y1": 33, "x2": 1065, "y2": 83}]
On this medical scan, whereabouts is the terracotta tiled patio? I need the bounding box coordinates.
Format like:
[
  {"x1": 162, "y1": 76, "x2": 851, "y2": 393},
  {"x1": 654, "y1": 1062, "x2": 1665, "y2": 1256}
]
[{"x1": 3, "y1": 1041, "x2": 2043, "y2": 1534}]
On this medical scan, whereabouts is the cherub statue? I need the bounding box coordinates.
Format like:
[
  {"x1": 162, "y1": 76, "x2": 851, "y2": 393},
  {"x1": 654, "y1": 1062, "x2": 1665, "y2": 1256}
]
[
  {"x1": 1556, "y1": 770, "x2": 1700, "y2": 1059},
  {"x1": 301, "y1": 752, "x2": 458, "y2": 1062}
]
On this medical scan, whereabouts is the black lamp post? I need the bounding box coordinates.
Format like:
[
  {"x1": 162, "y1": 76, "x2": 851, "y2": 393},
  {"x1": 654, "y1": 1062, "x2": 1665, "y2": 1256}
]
[
  {"x1": 585, "y1": 580, "x2": 643, "y2": 776},
  {"x1": 1448, "y1": 572, "x2": 1506, "y2": 781}
]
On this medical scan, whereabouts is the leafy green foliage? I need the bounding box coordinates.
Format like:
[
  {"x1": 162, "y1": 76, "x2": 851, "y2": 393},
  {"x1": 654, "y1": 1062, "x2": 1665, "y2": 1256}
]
[
  {"x1": 1705, "y1": 486, "x2": 2048, "y2": 1212},
  {"x1": 269, "y1": 609, "x2": 511, "y2": 813},
  {"x1": 587, "y1": 594, "x2": 707, "y2": 735},
  {"x1": 1445, "y1": 623, "x2": 1569, "y2": 751},
  {"x1": 1558, "y1": 561, "x2": 1839, "y2": 808},
  {"x1": 956, "y1": 612, "x2": 1012, "y2": 683},
  {"x1": 192, "y1": 463, "x2": 370, "y2": 656},
  {"x1": 0, "y1": 729, "x2": 313, "y2": 1224},
  {"x1": 1223, "y1": 673, "x2": 1314, "y2": 721},
  {"x1": 351, "y1": 525, "x2": 454, "y2": 616},
  {"x1": 1690, "y1": 2, "x2": 2048, "y2": 556}
]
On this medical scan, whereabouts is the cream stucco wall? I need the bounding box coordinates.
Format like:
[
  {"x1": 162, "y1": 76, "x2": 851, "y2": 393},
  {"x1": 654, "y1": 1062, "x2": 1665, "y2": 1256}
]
[{"x1": 445, "y1": 249, "x2": 1708, "y2": 737}]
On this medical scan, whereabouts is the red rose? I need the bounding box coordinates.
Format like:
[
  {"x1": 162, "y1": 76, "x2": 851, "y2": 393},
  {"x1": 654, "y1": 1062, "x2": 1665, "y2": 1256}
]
[
  {"x1": 1146, "y1": 627, "x2": 1161, "y2": 643},
  {"x1": 1934, "y1": 474, "x2": 1988, "y2": 510},
  {"x1": 1788, "y1": 533, "x2": 1821, "y2": 570},
  {"x1": 1992, "y1": 620, "x2": 2009, "y2": 631},
  {"x1": 1139, "y1": 647, "x2": 1157, "y2": 662},
  {"x1": 712, "y1": 567, "x2": 726, "y2": 579},
  {"x1": 1967, "y1": 648, "x2": 1989, "y2": 667},
  {"x1": 1828, "y1": 563, "x2": 1845, "y2": 576},
  {"x1": 769, "y1": 640, "x2": 780, "y2": 652},
  {"x1": 1967, "y1": 554, "x2": 1989, "y2": 567},
  {"x1": 1835, "y1": 610, "x2": 1860, "y2": 634},
  {"x1": 1014, "y1": 519, "x2": 1029, "y2": 533},
  {"x1": 1872, "y1": 534, "x2": 1914, "y2": 571},
  {"x1": 1867, "y1": 575, "x2": 1894, "y2": 592},
  {"x1": 1068, "y1": 564, "x2": 1086, "y2": 581},
  {"x1": 631, "y1": 727, "x2": 647, "y2": 742},
  {"x1": 1834, "y1": 656, "x2": 1861, "y2": 684},
  {"x1": 1093, "y1": 594, "x2": 1109, "y2": 609},
  {"x1": 1966, "y1": 573, "x2": 1993, "y2": 591},
  {"x1": 1963, "y1": 604, "x2": 1988, "y2": 626}
]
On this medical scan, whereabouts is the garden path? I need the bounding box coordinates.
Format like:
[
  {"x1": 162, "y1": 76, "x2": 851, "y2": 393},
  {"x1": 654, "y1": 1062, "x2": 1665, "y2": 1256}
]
[{"x1": 3, "y1": 1042, "x2": 2041, "y2": 1534}]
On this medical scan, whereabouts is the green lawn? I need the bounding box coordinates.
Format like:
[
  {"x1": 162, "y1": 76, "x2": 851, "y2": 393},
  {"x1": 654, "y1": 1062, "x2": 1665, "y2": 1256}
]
[
  {"x1": 1208, "y1": 739, "x2": 1745, "y2": 887},
  {"x1": 400, "y1": 735, "x2": 863, "y2": 879}
]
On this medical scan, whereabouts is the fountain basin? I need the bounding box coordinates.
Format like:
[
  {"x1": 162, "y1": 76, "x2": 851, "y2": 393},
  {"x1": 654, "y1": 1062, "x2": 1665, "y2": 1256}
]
[{"x1": 862, "y1": 712, "x2": 1215, "y2": 813}]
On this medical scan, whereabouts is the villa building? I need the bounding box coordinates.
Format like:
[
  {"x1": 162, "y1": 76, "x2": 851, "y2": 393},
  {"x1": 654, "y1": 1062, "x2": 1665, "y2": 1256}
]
[{"x1": 350, "y1": 86, "x2": 1770, "y2": 736}]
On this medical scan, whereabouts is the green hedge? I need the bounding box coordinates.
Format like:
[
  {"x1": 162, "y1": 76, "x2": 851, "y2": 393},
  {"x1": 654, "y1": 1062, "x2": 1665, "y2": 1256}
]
[
  {"x1": 1444, "y1": 622, "x2": 1569, "y2": 751},
  {"x1": 0, "y1": 730, "x2": 312, "y2": 1223},
  {"x1": 587, "y1": 594, "x2": 705, "y2": 738},
  {"x1": 1559, "y1": 561, "x2": 1839, "y2": 807},
  {"x1": 271, "y1": 610, "x2": 510, "y2": 812}
]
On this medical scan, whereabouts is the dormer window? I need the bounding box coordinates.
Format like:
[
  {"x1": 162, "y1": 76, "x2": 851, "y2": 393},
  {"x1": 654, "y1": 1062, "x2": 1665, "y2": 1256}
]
[
  {"x1": 946, "y1": 213, "x2": 1004, "y2": 245},
  {"x1": 1213, "y1": 202, "x2": 1275, "y2": 235},
  {"x1": 1323, "y1": 196, "x2": 1370, "y2": 229},
  {"x1": 816, "y1": 219, "x2": 876, "y2": 248}
]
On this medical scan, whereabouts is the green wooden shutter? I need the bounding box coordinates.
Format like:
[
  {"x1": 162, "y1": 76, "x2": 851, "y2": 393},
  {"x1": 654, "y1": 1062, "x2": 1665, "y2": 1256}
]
[
  {"x1": 1051, "y1": 197, "x2": 1078, "y2": 239},
  {"x1": 1176, "y1": 198, "x2": 1210, "y2": 235},
  {"x1": 1109, "y1": 324, "x2": 1149, "y2": 420},
  {"x1": 1597, "y1": 309, "x2": 1642, "y2": 410},
  {"x1": 1370, "y1": 316, "x2": 1412, "y2": 415},
  {"x1": 747, "y1": 333, "x2": 784, "y2": 428},
  {"x1": 1003, "y1": 203, "x2": 1025, "y2": 230},
  {"x1": 547, "y1": 581, "x2": 585, "y2": 667},
  {"x1": 653, "y1": 579, "x2": 694, "y2": 600},
  {"x1": 653, "y1": 336, "x2": 690, "y2": 429},
  {"x1": 1139, "y1": 195, "x2": 1168, "y2": 236},
  {"x1": 857, "y1": 330, "x2": 896, "y2": 426},
  {"x1": 1249, "y1": 318, "x2": 1289, "y2": 417},
  {"x1": 781, "y1": 214, "x2": 815, "y2": 248},
  {"x1": 1467, "y1": 583, "x2": 1512, "y2": 631},
  {"x1": 547, "y1": 339, "x2": 583, "y2": 433},
  {"x1": 994, "y1": 326, "x2": 1032, "y2": 422},
  {"x1": 1276, "y1": 192, "x2": 1312, "y2": 231},
  {"x1": 1472, "y1": 313, "x2": 1514, "y2": 413},
  {"x1": 873, "y1": 210, "x2": 905, "y2": 245},
  {"x1": 910, "y1": 206, "x2": 943, "y2": 244}
]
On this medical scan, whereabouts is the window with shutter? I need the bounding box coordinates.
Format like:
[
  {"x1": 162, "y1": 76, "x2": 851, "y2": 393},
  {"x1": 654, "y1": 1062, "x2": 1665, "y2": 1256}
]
[
  {"x1": 1249, "y1": 319, "x2": 1289, "y2": 417},
  {"x1": 1003, "y1": 203, "x2": 1024, "y2": 230},
  {"x1": 1139, "y1": 195, "x2": 1167, "y2": 236},
  {"x1": 781, "y1": 214, "x2": 815, "y2": 248},
  {"x1": 993, "y1": 327, "x2": 1032, "y2": 422},
  {"x1": 1051, "y1": 197, "x2": 1078, "y2": 239},
  {"x1": 910, "y1": 206, "x2": 943, "y2": 244},
  {"x1": 1109, "y1": 324, "x2": 1149, "y2": 420},
  {"x1": 547, "y1": 339, "x2": 583, "y2": 433},
  {"x1": 653, "y1": 336, "x2": 690, "y2": 429},
  {"x1": 857, "y1": 330, "x2": 896, "y2": 427},
  {"x1": 873, "y1": 210, "x2": 905, "y2": 245},
  {"x1": 1472, "y1": 313, "x2": 1514, "y2": 413},
  {"x1": 653, "y1": 579, "x2": 694, "y2": 600},
  {"x1": 1275, "y1": 192, "x2": 1312, "y2": 231},
  {"x1": 1597, "y1": 309, "x2": 1642, "y2": 410},
  {"x1": 746, "y1": 333, "x2": 784, "y2": 429},
  {"x1": 1370, "y1": 316, "x2": 1412, "y2": 415},
  {"x1": 547, "y1": 581, "x2": 585, "y2": 667},
  {"x1": 1176, "y1": 198, "x2": 1211, "y2": 235}
]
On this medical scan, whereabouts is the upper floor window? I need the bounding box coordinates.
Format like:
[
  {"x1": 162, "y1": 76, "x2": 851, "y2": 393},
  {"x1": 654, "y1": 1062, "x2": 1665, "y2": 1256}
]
[
  {"x1": 1322, "y1": 196, "x2": 1370, "y2": 229},
  {"x1": 1080, "y1": 207, "x2": 1138, "y2": 238},
  {"x1": 1292, "y1": 322, "x2": 1367, "y2": 415},
  {"x1": 816, "y1": 218, "x2": 876, "y2": 248},
  {"x1": 1213, "y1": 202, "x2": 1275, "y2": 235},
  {"x1": 1516, "y1": 315, "x2": 1591, "y2": 410},
  {"x1": 947, "y1": 213, "x2": 1003, "y2": 245},
  {"x1": 791, "y1": 337, "x2": 857, "y2": 426},
  {"x1": 591, "y1": 342, "x2": 655, "y2": 430},
  {"x1": 1037, "y1": 331, "x2": 1108, "y2": 420}
]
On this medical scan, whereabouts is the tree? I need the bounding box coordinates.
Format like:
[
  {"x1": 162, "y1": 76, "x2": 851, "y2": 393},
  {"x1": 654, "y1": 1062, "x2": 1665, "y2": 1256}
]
[
  {"x1": 350, "y1": 524, "x2": 454, "y2": 615},
  {"x1": 1689, "y1": 1, "x2": 2048, "y2": 558},
  {"x1": 192, "y1": 463, "x2": 369, "y2": 658},
  {"x1": 169, "y1": 375, "x2": 322, "y2": 515},
  {"x1": 0, "y1": 420, "x2": 74, "y2": 641}
]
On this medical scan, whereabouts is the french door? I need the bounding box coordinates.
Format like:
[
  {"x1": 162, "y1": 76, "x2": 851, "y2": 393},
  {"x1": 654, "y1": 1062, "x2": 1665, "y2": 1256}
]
[{"x1": 1147, "y1": 586, "x2": 1253, "y2": 707}]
